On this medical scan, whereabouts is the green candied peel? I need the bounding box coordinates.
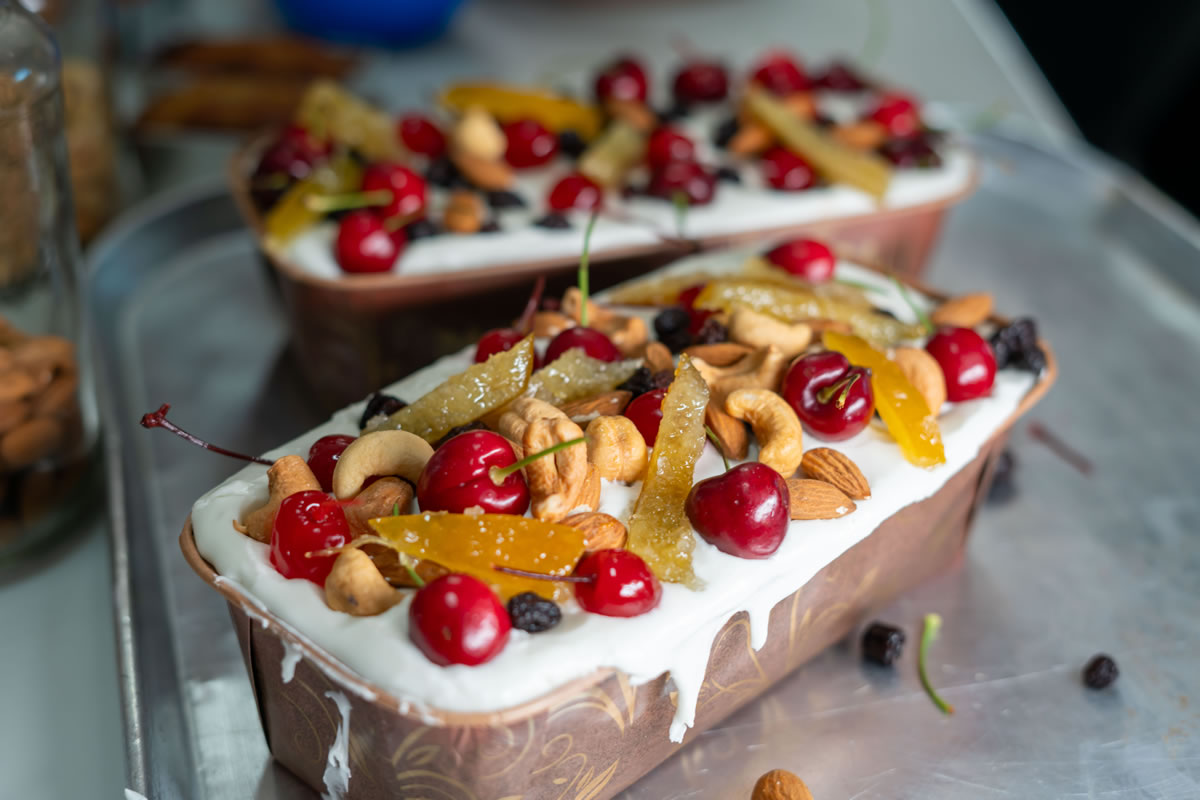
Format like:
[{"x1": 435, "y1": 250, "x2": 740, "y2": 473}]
[
  {"x1": 370, "y1": 335, "x2": 535, "y2": 443},
  {"x1": 919, "y1": 613, "x2": 955, "y2": 715},
  {"x1": 526, "y1": 349, "x2": 640, "y2": 406},
  {"x1": 625, "y1": 355, "x2": 710, "y2": 589}
]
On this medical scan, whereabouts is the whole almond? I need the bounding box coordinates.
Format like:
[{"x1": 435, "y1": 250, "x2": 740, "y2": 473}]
[
  {"x1": 683, "y1": 342, "x2": 754, "y2": 367},
  {"x1": 562, "y1": 511, "x2": 627, "y2": 553},
  {"x1": 786, "y1": 478, "x2": 856, "y2": 520},
  {"x1": 559, "y1": 390, "x2": 632, "y2": 422},
  {"x1": 604, "y1": 98, "x2": 658, "y2": 132},
  {"x1": 930, "y1": 292, "x2": 993, "y2": 327},
  {"x1": 752, "y1": 768, "x2": 813, "y2": 800},
  {"x1": 643, "y1": 341, "x2": 674, "y2": 374},
  {"x1": 801, "y1": 447, "x2": 870, "y2": 499},
  {"x1": 443, "y1": 190, "x2": 486, "y2": 233},
  {"x1": 705, "y1": 400, "x2": 749, "y2": 460},
  {"x1": 893, "y1": 346, "x2": 946, "y2": 415},
  {"x1": 449, "y1": 148, "x2": 515, "y2": 191}
]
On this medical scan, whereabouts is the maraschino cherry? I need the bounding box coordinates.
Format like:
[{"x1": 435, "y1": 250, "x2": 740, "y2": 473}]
[
  {"x1": 646, "y1": 126, "x2": 696, "y2": 170},
  {"x1": 750, "y1": 51, "x2": 810, "y2": 94},
  {"x1": 783, "y1": 351, "x2": 875, "y2": 440},
  {"x1": 763, "y1": 237, "x2": 836, "y2": 283},
  {"x1": 594, "y1": 56, "x2": 649, "y2": 104},
  {"x1": 257, "y1": 124, "x2": 331, "y2": 179},
  {"x1": 362, "y1": 163, "x2": 428, "y2": 219},
  {"x1": 623, "y1": 387, "x2": 666, "y2": 446},
  {"x1": 672, "y1": 60, "x2": 729, "y2": 104},
  {"x1": 417, "y1": 430, "x2": 530, "y2": 515},
  {"x1": 503, "y1": 119, "x2": 559, "y2": 168},
  {"x1": 473, "y1": 276, "x2": 545, "y2": 364},
  {"x1": 646, "y1": 160, "x2": 716, "y2": 205},
  {"x1": 925, "y1": 327, "x2": 996, "y2": 402},
  {"x1": 335, "y1": 211, "x2": 405, "y2": 274},
  {"x1": 397, "y1": 113, "x2": 447, "y2": 158},
  {"x1": 269, "y1": 490, "x2": 351, "y2": 585},
  {"x1": 543, "y1": 214, "x2": 622, "y2": 363},
  {"x1": 409, "y1": 574, "x2": 511, "y2": 666},
  {"x1": 573, "y1": 550, "x2": 662, "y2": 617},
  {"x1": 547, "y1": 172, "x2": 603, "y2": 212},
  {"x1": 868, "y1": 93, "x2": 921, "y2": 138},
  {"x1": 307, "y1": 434, "x2": 356, "y2": 492},
  {"x1": 814, "y1": 60, "x2": 867, "y2": 91},
  {"x1": 686, "y1": 463, "x2": 790, "y2": 558},
  {"x1": 761, "y1": 147, "x2": 816, "y2": 191}
]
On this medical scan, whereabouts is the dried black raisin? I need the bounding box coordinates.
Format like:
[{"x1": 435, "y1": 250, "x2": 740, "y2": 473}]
[
  {"x1": 534, "y1": 212, "x2": 571, "y2": 230},
  {"x1": 712, "y1": 116, "x2": 739, "y2": 148},
  {"x1": 694, "y1": 317, "x2": 729, "y2": 345},
  {"x1": 1083, "y1": 654, "x2": 1119, "y2": 689},
  {"x1": 404, "y1": 217, "x2": 440, "y2": 241},
  {"x1": 650, "y1": 369, "x2": 675, "y2": 390},
  {"x1": 715, "y1": 165, "x2": 742, "y2": 184},
  {"x1": 480, "y1": 219, "x2": 502, "y2": 233},
  {"x1": 359, "y1": 393, "x2": 407, "y2": 430},
  {"x1": 653, "y1": 307, "x2": 692, "y2": 352},
  {"x1": 617, "y1": 366, "x2": 656, "y2": 398},
  {"x1": 862, "y1": 622, "x2": 906, "y2": 666},
  {"x1": 425, "y1": 157, "x2": 465, "y2": 188},
  {"x1": 558, "y1": 130, "x2": 586, "y2": 159},
  {"x1": 1018, "y1": 345, "x2": 1047, "y2": 373},
  {"x1": 507, "y1": 592, "x2": 562, "y2": 633},
  {"x1": 486, "y1": 189, "x2": 526, "y2": 209},
  {"x1": 433, "y1": 420, "x2": 489, "y2": 450}
]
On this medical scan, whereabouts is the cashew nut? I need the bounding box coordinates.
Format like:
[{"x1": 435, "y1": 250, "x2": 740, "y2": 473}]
[
  {"x1": 342, "y1": 477, "x2": 414, "y2": 538},
  {"x1": 692, "y1": 346, "x2": 789, "y2": 404},
  {"x1": 232, "y1": 455, "x2": 320, "y2": 542},
  {"x1": 324, "y1": 547, "x2": 403, "y2": 616},
  {"x1": 331, "y1": 430, "x2": 434, "y2": 500},
  {"x1": 585, "y1": 414, "x2": 647, "y2": 482},
  {"x1": 532, "y1": 310, "x2": 573, "y2": 339},
  {"x1": 725, "y1": 388, "x2": 804, "y2": 478},
  {"x1": 561, "y1": 287, "x2": 647, "y2": 357},
  {"x1": 524, "y1": 416, "x2": 588, "y2": 521},
  {"x1": 728, "y1": 308, "x2": 812, "y2": 360}
]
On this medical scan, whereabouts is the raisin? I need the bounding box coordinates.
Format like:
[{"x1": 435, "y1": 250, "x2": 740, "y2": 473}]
[
  {"x1": 862, "y1": 622, "x2": 906, "y2": 666},
  {"x1": 359, "y1": 393, "x2": 407, "y2": 430},
  {"x1": 558, "y1": 130, "x2": 586, "y2": 159},
  {"x1": 507, "y1": 592, "x2": 562, "y2": 633},
  {"x1": 693, "y1": 317, "x2": 728, "y2": 345},
  {"x1": 425, "y1": 157, "x2": 465, "y2": 188},
  {"x1": 990, "y1": 334, "x2": 1015, "y2": 369},
  {"x1": 486, "y1": 189, "x2": 526, "y2": 209},
  {"x1": 715, "y1": 165, "x2": 742, "y2": 184},
  {"x1": 650, "y1": 369, "x2": 675, "y2": 390},
  {"x1": 654, "y1": 307, "x2": 692, "y2": 353},
  {"x1": 1083, "y1": 654, "x2": 1119, "y2": 689},
  {"x1": 480, "y1": 219, "x2": 502, "y2": 233},
  {"x1": 534, "y1": 212, "x2": 571, "y2": 230},
  {"x1": 1018, "y1": 345, "x2": 1047, "y2": 374},
  {"x1": 432, "y1": 420, "x2": 489, "y2": 450},
  {"x1": 404, "y1": 217, "x2": 440, "y2": 241},
  {"x1": 712, "y1": 116, "x2": 739, "y2": 148},
  {"x1": 617, "y1": 366, "x2": 656, "y2": 398}
]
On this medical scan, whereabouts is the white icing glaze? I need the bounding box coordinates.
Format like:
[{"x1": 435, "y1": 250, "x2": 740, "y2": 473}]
[
  {"x1": 321, "y1": 691, "x2": 352, "y2": 800},
  {"x1": 192, "y1": 252, "x2": 1034, "y2": 740},
  {"x1": 280, "y1": 639, "x2": 302, "y2": 684}
]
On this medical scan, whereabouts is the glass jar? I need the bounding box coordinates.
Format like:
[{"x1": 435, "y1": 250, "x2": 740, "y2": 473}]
[{"x1": 0, "y1": 0, "x2": 100, "y2": 565}]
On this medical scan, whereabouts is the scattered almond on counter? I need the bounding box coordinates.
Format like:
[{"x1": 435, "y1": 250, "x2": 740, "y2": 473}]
[
  {"x1": 930, "y1": 292, "x2": 993, "y2": 327},
  {"x1": 752, "y1": 768, "x2": 813, "y2": 800},
  {"x1": 801, "y1": 447, "x2": 870, "y2": 499}
]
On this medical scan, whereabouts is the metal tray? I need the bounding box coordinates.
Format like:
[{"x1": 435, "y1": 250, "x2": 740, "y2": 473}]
[{"x1": 94, "y1": 131, "x2": 1200, "y2": 800}]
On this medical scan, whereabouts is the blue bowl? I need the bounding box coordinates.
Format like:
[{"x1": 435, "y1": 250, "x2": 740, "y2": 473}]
[{"x1": 275, "y1": 0, "x2": 468, "y2": 48}]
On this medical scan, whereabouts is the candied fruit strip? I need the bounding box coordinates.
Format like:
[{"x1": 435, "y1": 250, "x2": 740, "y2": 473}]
[
  {"x1": 294, "y1": 80, "x2": 404, "y2": 162},
  {"x1": 823, "y1": 332, "x2": 945, "y2": 468},
  {"x1": 626, "y1": 355, "x2": 709, "y2": 588},
  {"x1": 369, "y1": 512, "x2": 586, "y2": 602},
  {"x1": 746, "y1": 86, "x2": 892, "y2": 199},
  {"x1": 263, "y1": 155, "x2": 363, "y2": 248},
  {"x1": 526, "y1": 350, "x2": 641, "y2": 405},
  {"x1": 695, "y1": 278, "x2": 924, "y2": 346},
  {"x1": 439, "y1": 83, "x2": 603, "y2": 139},
  {"x1": 579, "y1": 120, "x2": 647, "y2": 188},
  {"x1": 606, "y1": 272, "x2": 721, "y2": 306},
  {"x1": 371, "y1": 336, "x2": 535, "y2": 443}
]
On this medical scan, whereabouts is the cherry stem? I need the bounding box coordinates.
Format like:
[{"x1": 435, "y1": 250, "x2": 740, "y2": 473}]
[
  {"x1": 493, "y1": 565, "x2": 594, "y2": 584},
  {"x1": 515, "y1": 275, "x2": 547, "y2": 335},
  {"x1": 140, "y1": 404, "x2": 272, "y2": 465},
  {"x1": 382, "y1": 208, "x2": 422, "y2": 234},
  {"x1": 892, "y1": 276, "x2": 934, "y2": 333},
  {"x1": 918, "y1": 613, "x2": 955, "y2": 714},
  {"x1": 488, "y1": 437, "x2": 586, "y2": 485},
  {"x1": 704, "y1": 425, "x2": 730, "y2": 472},
  {"x1": 815, "y1": 373, "x2": 862, "y2": 410},
  {"x1": 834, "y1": 276, "x2": 880, "y2": 293},
  {"x1": 305, "y1": 189, "x2": 392, "y2": 213},
  {"x1": 672, "y1": 190, "x2": 690, "y2": 240},
  {"x1": 579, "y1": 211, "x2": 599, "y2": 328}
]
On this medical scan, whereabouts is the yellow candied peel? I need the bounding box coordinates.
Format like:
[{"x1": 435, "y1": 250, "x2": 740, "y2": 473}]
[
  {"x1": 625, "y1": 355, "x2": 710, "y2": 588},
  {"x1": 263, "y1": 154, "x2": 362, "y2": 248},
  {"x1": 438, "y1": 83, "x2": 604, "y2": 140},
  {"x1": 526, "y1": 350, "x2": 641, "y2": 405}
]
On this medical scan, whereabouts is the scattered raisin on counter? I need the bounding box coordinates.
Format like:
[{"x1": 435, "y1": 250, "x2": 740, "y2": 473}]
[
  {"x1": 533, "y1": 212, "x2": 571, "y2": 230},
  {"x1": 433, "y1": 420, "x2": 489, "y2": 450},
  {"x1": 653, "y1": 307, "x2": 693, "y2": 352},
  {"x1": 693, "y1": 317, "x2": 729, "y2": 345},
  {"x1": 359, "y1": 393, "x2": 407, "y2": 430},
  {"x1": 557, "y1": 130, "x2": 587, "y2": 159},
  {"x1": 1083, "y1": 654, "x2": 1119, "y2": 689},
  {"x1": 712, "y1": 116, "x2": 739, "y2": 148},
  {"x1": 508, "y1": 592, "x2": 562, "y2": 633},
  {"x1": 486, "y1": 189, "x2": 526, "y2": 209},
  {"x1": 403, "y1": 217, "x2": 440, "y2": 241},
  {"x1": 862, "y1": 622, "x2": 906, "y2": 666},
  {"x1": 617, "y1": 366, "x2": 656, "y2": 398}
]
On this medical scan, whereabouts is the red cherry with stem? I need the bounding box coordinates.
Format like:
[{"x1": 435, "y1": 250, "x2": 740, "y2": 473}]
[
  {"x1": 782, "y1": 351, "x2": 875, "y2": 440},
  {"x1": 595, "y1": 56, "x2": 649, "y2": 103},
  {"x1": 417, "y1": 430, "x2": 530, "y2": 515},
  {"x1": 868, "y1": 93, "x2": 921, "y2": 138},
  {"x1": 473, "y1": 276, "x2": 546, "y2": 364},
  {"x1": 544, "y1": 327, "x2": 621, "y2": 363},
  {"x1": 503, "y1": 118, "x2": 560, "y2": 168},
  {"x1": 646, "y1": 160, "x2": 716, "y2": 205},
  {"x1": 547, "y1": 172, "x2": 603, "y2": 212},
  {"x1": 685, "y1": 463, "x2": 790, "y2": 559},
  {"x1": 761, "y1": 147, "x2": 816, "y2": 191},
  {"x1": 925, "y1": 327, "x2": 996, "y2": 402},
  {"x1": 573, "y1": 550, "x2": 662, "y2": 617},
  {"x1": 814, "y1": 60, "x2": 867, "y2": 91},
  {"x1": 409, "y1": 574, "x2": 511, "y2": 666},
  {"x1": 335, "y1": 211, "x2": 404, "y2": 274},
  {"x1": 397, "y1": 113, "x2": 446, "y2": 158},
  {"x1": 672, "y1": 60, "x2": 729, "y2": 104},
  {"x1": 307, "y1": 434, "x2": 356, "y2": 492},
  {"x1": 751, "y1": 51, "x2": 810, "y2": 94},
  {"x1": 257, "y1": 124, "x2": 330, "y2": 179},
  {"x1": 763, "y1": 238, "x2": 836, "y2": 283},
  {"x1": 646, "y1": 126, "x2": 696, "y2": 170},
  {"x1": 623, "y1": 387, "x2": 667, "y2": 446},
  {"x1": 269, "y1": 490, "x2": 350, "y2": 586},
  {"x1": 362, "y1": 162, "x2": 427, "y2": 219}
]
